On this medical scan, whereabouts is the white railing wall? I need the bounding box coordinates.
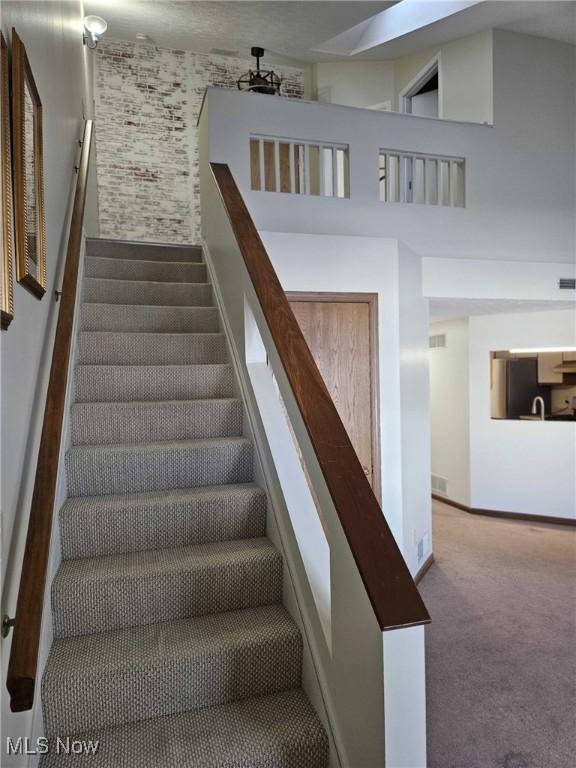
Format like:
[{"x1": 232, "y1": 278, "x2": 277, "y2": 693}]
[
  {"x1": 250, "y1": 135, "x2": 349, "y2": 198},
  {"x1": 198, "y1": 87, "x2": 574, "y2": 264}
]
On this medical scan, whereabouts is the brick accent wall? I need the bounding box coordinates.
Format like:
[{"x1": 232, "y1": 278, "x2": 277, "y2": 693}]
[{"x1": 95, "y1": 40, "x2": 305, "y2": 243}]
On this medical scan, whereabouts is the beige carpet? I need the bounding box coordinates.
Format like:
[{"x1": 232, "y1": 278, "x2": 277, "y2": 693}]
[{"x1": 419, "y1": 501, "x2": 576, "y2": 768}]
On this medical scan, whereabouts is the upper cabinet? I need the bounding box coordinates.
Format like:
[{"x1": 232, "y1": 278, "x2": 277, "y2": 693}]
[{"x1": 538, "y1": 352, "x2": 563, "y2": 384}]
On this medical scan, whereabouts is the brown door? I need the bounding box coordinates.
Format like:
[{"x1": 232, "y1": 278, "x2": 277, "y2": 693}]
[{"x1": 287, "y1": 293, "x2": 380, "y2": 498}]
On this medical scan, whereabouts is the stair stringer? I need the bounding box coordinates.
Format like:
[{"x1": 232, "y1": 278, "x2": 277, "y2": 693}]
[{"x1": 202, "y1": 239, "x2": 344, "y2": 768}]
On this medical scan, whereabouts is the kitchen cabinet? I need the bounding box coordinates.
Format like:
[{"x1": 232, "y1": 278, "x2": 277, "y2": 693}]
[
  {"x1": 491, "y1": 358, "x2": 507, "y2": 418},
  {"x1": 538, "y1": 352, "x2": 563, "y2": 384}
]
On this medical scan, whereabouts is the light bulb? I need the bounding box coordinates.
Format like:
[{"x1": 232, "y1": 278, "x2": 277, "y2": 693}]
[{"x1": 84, "y1": 15, "x2": 108, "y2": 38}]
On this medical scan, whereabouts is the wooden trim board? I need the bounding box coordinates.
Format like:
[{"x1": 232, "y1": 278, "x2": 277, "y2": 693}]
[
  {"x1": 432, "y1": 493, "x2": 576, "y2": 528},
  {"x1": 414, "y1": 553, "x2": 435, "y2": 585}
]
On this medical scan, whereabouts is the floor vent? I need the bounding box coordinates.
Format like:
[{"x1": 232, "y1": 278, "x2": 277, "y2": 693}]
[
  {"x1": 431, "y1": 474, "x2": 448, "y2": 495},
  {"x1": 429, "y1": 333, "x2": 447, "y2": 349},
  {"x1": 559, "y1": 278, "x2": 576, "y2": 290}
]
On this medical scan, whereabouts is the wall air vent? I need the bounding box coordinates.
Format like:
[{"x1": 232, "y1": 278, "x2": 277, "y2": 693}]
[
  {"x1": 429, "y1": 333, "x2": 446, "y2": 349},
  {"x1": 559, "y1": 278, "x2": 576, "y2": 290},
  {"x1": 431, "y1": 474, "x2": 448, "y2": 495}
]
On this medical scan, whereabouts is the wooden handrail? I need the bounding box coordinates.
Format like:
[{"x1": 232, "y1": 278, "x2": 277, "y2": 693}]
[
  {"x1": 7, "y1": 120, "x2": 94, "y2": 712},
  {"x1": 210, "y1": 162, "x2": 430, "y2": 633}
]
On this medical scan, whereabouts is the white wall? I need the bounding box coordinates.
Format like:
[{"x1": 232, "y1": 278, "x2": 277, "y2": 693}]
[
  {"x1": 423, "y1": 257, "x2": 576, "y2": 302},
  {"x1": 314, "y1": 60, "x2": 395, "y2": 110},
  {"x1": 201, "y1": 27, "x2": 575, "y2": 265},
  {"x1": 395, "y1": 30, "x2": 493, "y2": 123},
  {"x1": 469, "y1": 309, "x2": 576, "y2": 520},
  {"x1": 260, "y1": 231, "x2": 433, "y2": 575},
  {"x1": 313, "y1": 30, "x2": 493, "y2": 125},
  {"x1": 398, "y1": 242, "x2": 432, "y2": 570},
  {"x1": 1, "y1": 2, "x2": 88, "y2": 761},
  {"x1": 429, "y1": 318, "x2": 471, "y2": 507}
]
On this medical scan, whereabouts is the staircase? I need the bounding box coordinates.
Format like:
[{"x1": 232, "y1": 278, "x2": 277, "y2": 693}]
[{"x1": 40, "y1": 239, "x2": 329, "y2": 767}]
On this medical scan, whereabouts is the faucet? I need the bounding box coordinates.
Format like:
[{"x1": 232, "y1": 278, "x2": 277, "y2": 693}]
[{"x1": 531, "y1": 396, "x2": 545, "y2": 420}]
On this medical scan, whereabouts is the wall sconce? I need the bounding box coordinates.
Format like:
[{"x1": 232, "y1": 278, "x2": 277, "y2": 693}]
[{"x1": 83, "y1": 15, "x2": 107, "y2": 49}]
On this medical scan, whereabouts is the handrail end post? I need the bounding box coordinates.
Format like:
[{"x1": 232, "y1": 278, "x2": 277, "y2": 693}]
[{"x1": 7, "y1": 675, "x2": 35, "y2": 712}]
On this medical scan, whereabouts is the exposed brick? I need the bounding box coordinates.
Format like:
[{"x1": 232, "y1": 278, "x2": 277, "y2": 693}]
[{"x1": 95, "y1": 40, "x2": 304, "y2": 244}]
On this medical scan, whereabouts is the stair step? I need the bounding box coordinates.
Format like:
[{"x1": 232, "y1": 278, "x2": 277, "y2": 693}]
[
  {"x1": 78, "y1": 332, "x2": 227, "y2": 365},
  {"x1": 75, "y1": 364, "x2": 235, "y2": 403},
  {"x1": 71, "y1": 399, "x2": 243, "y2": 445},
  {"x1": 38, "y1": 689, "x2": 329, "y2": 768},
  {"x1": 80, "y1": 304, "x2": 220, "y2": 333},
  {"x1": 60, "y1": 484, "x2": 267, "y2": 559},
  {"x1": 52, "y1": 538, "x2": 282, "y2": 638},
  {"x1": 66, "y1": 437, "x2": 254, "y2": 496},
  {"x1": 86, "y1": 239, "x2": 203, "y2": 263},
  {"x1": 43, "y1": 604, "x2": 301, "y2": 735},
  {"x1": 84, "y1": 277, "x2": 212, "y2": 306},
  {"x1": 86, "y1": 256, "x2": 207, "y2": 283}
]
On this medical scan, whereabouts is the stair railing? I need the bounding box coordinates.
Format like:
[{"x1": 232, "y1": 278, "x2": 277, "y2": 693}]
[
  {"x1": 204, "y1": 161, "x2": 430, "y2": 767},
  {"x1": 6, "y1": 119, "x2": 94, "y2": 712}
]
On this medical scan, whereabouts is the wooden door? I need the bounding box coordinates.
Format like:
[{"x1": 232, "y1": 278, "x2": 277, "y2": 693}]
[{"x1": 288, "y1": 293, "x2": 380, "y2": 498}]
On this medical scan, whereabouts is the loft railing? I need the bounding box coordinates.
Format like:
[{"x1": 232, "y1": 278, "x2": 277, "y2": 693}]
[
  {"x1": 210, "y1": 162, "x2": 429, "y2": 633},
  {"x1": 6, "y1": 120, "x2": 94, "y2": 712},
  {"x1": 379, "y1": 149, "x2": 465, "y2": 206},
  {"x1": 249, "y1": 135, "x2": 350, "y2": 198}
]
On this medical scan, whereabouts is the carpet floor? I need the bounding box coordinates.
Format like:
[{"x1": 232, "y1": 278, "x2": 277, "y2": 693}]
[{"x1": 419, "y1": 501, "x2": 576, "y2": 768}]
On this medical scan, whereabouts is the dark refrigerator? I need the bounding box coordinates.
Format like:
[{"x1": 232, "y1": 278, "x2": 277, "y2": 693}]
[{"x1": 506, "y1": 358, "x2": 551, "y2": 419}]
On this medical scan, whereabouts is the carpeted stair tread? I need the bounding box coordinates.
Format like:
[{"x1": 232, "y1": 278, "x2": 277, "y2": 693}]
[
  {"x1": 78, "y1": 331, "x2": 227, "y2": 365},
  {"x1": 60, "y1": 484, "x2": 267, "y2": 559},
  {"x1": 71, "y1": 399, "x2": 243, "y2": 445},
  {"x1": 83, "y1": 277, "x2": 212, "y2": 306},
  {"x1": 66, "y1": 437, "x2": 254, "y2": 496},
  {"x1": 39, "y1": 689, "x2": 329, "y2": 768},
  {"x1": 86, "y1": 239, "x2": 203, "y2": 263},
  {"x1": 41, "y1": 237, "x2": 328, "y2": 765},
  {"x1": 52, "y1": 537, "x2": 283, "y2": 638},
  {"x1": 86, "y1": 256, "x2": 207, "y2": 283},
  {"x1": 43, "y1": 605, "x2": 301, "y2": 735},
  {"x1": 81, "y1": 304, "x2": 219, "y2": 333},
  {"x1": 75, "y1": 364, "x2": 235, "y2": 402}
]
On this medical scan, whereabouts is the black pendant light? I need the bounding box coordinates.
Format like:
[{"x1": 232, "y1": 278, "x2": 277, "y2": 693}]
[{"x1": 237, "y1": 47, "x2": 281, "y2": 95}]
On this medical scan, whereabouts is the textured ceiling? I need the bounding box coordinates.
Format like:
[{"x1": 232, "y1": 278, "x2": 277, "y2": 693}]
[
  {"x1": 84, "y1": 1, "x2": 395, "y2": 64},
  {"x1": 429, "y1": 298, "x2": 574, "y2": 324},
  {"x1": 85, "y1": 1, "x2": 576, "y2": 66}
]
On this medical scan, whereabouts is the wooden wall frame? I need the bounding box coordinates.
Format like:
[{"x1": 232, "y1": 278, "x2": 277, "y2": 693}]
[
  {"x1": 285, "y1": 291, "x2": 382, "y2": 502},
  {"x1": 1, "y1": 32, "x2": 14, "y2": 328},
  {"x1": 12, "y1": 29, "x2": 46, "y2": 299}
]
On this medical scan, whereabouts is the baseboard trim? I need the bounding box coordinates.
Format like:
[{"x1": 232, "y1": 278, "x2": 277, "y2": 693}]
[
  {"x1": 432, "y1": 494, "x2": 576, "y2": 528},
  {"x1": 414, "y1": 553, "x2": 435, "y2": 585},
  {"x1": 432, "y1": 494, "x2": 469, "y2": 512}
]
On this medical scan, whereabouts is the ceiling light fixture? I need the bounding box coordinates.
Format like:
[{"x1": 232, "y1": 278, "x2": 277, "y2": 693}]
[
  {"x1": 83, "y1": 15, "x2": 108, "y2": 49},
  {"x1": 237, "y1": 47, "x2": 281, "y2": 96}
]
